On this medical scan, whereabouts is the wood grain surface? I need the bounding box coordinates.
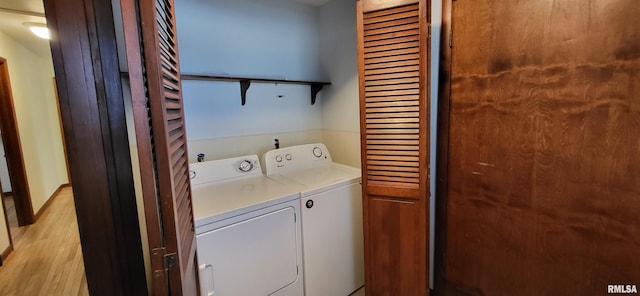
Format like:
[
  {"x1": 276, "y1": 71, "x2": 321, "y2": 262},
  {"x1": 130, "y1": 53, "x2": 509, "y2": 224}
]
[
  {"x1": 444, "y1": 0, "x2": 640, "y2": 295},
  {"x1": 357, "y1": 0, "x2": 431, "y2": 295},
  {"x1": 0, "y1": 187, "x2": 88, "y2": 295},
  {"x1": 136, "y1": 0, "x2": 198, "y2": 293}
]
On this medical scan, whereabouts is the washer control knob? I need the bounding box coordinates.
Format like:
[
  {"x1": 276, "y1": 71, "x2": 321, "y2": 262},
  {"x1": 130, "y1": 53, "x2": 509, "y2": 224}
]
[
  {"x1": 275, "y1": 155, "x2": 283, "y2": 163},
  {"x1": 239, "y1": 160, "x2": 253, "y2": 172},
  {"x1": 285, "y1": 154, "x2": 292, "y2": 161},
  {"x1": 312, "y1": 146, "x2": 323, "y2": 158},
  {"x1": 305, "y1": 200, "x2": 314, "y2": 209}
]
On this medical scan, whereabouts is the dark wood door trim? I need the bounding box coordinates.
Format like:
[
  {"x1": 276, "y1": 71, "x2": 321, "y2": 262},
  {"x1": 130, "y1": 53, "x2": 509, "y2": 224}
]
[
  {"x1": 43, "y1": 0, "x2": 148, "y2": 294},
  {"x1": 0, "y1": 57, "x2": 34, "y2": 227}
]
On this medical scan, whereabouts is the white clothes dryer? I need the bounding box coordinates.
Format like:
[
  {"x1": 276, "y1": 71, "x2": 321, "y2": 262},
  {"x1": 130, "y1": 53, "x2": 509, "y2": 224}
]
[
  {"x1": 190, "y1": 155, "x2": 305, "y2": 296},
  {"x1": 262, "y1": 144, "x2": 365, "y2": 296}
]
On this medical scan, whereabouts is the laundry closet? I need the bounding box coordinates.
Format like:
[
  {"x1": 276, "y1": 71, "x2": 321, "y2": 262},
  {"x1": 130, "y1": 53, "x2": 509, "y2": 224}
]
[{"x1": 174, "y1": 0, "x2": 365, "y2": 295}]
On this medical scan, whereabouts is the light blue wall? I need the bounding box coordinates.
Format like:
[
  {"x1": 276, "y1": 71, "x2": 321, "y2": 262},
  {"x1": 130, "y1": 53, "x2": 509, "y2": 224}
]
[
  {"x1": 182, "y1": 81, "x2": 322, "y2": 140},
  {"x1": 318, "y1": 0, "x2": 359, "y2": 133},
  {"x1": 317, "y1": 0, "x2": 361, "y2": 167},
  {"x1": 175, "y1": 0, "x2": 325, "y2": 143},
  {"x1": 176, "y1": 0, "x2": 324, "y2": 80},
  {"x1": 430, "y1": 0, "x2": 442, "y2": 289}
]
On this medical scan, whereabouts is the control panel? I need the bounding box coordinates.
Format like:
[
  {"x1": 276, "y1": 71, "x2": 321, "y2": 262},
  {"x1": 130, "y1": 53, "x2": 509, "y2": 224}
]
[
  {"x1": 262, "y1": 143, "x2": 333, "y2": 175},
  {"x1": 190, "y1": 155, "x2": 262, "y2": 186}
]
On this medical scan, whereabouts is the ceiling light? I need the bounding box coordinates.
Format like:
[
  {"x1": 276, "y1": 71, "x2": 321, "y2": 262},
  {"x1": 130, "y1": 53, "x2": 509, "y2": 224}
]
[{"x1": 23, "y1": 22, "x2": 50, "y2": 40}]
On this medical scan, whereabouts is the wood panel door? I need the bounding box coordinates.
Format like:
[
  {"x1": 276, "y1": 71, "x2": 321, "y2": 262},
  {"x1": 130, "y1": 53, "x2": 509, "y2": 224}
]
[
  {"x1": 122, "y1": 0, "x2": 198, "y2": 294},
  {"x1": 442, "y1": 0, "x2": 640, "y2": 295},
  {"x1": 356, "y1": 1, "x2": 431, "y2": 295}
]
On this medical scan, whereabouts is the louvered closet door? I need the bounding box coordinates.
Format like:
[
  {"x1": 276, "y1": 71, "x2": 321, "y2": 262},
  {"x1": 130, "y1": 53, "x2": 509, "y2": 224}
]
[
  {"x1": 357, "y1": 0, "x2": 430, "y2": 295},
  {"x1": 127, "y1": 0, "x2": 198, "y2": 294}
]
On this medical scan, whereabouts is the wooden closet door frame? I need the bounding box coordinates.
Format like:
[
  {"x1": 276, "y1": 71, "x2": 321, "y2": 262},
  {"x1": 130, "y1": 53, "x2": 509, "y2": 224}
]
[{"x1": 44, "y1": 0, "x2": 149, "y2": 294}]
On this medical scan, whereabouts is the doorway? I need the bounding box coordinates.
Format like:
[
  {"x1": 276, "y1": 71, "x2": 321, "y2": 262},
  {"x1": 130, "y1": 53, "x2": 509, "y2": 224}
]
[{"x1": 0, "y1": 58, "x2": 33, "y2": 231}]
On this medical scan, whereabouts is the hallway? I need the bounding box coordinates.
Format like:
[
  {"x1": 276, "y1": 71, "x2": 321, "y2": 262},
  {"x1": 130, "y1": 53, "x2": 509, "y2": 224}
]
[{"x1": 0, "y1": 187, "x2": 88, "y2": 295}]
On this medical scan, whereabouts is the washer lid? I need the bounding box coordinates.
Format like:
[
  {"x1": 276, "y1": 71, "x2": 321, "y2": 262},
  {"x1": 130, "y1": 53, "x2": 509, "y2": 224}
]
[
  {"x1": 192, "y1": 175, "x2": 303, "y2": 228},
  {"x1": 273, "y1": 163, "x2": 361, "y2": 196}
]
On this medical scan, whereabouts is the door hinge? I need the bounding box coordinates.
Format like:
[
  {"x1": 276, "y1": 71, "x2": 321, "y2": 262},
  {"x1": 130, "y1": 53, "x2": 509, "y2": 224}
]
[
  {"x1": 164, "y1": 253, "x2": 178, "y2": 269},
  {"x1": 152, "y1": 247, "x2": 178, "y2": 279},
  {"x1": 449, "y1": 30, "x2": 453, "y2": 48},
  {"x1": 427, "y1": 24, "x2": 432, "y2": 39}
]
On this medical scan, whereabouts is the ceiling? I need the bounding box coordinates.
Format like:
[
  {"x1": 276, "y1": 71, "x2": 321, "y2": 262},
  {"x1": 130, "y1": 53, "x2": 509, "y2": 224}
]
[{"x1": 0, "y1": 0, "x2": 50, "y2": 58}]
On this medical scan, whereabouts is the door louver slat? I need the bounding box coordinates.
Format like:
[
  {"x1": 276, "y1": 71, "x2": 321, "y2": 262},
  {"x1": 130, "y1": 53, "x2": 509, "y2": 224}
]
[
  {"x1": 364, "y1": 16, "x2": 419, "y2": 30},
  {"x1": 363, "y1": 3, "x2": 418, "y2": 19},
  {"x1": 364, "y1": 23, "x2": 420, "y2": 37},
  {"x1": 365, "y1": 54, "x2": 419, "y2": 66},
  {"x1": 363, "y1": 30, "x2": 420, "y2": 43}
]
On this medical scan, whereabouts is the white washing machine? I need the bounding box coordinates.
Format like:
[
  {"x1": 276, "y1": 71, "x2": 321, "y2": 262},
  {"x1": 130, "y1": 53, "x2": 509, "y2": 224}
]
[
  {"x1": 190, "y1": 155, "x2": 305, "y2": 296},
  {"x1": 262, "y1": 144, "x2": 365, "y2": 296}
]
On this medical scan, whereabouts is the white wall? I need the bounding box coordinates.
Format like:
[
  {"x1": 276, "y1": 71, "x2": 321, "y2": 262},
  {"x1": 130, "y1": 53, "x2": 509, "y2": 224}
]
[
  {"x1": 318, "y1": 0, "x2": 361, "y2": 168},
  {"x1": 175, "y1": 0, "x2": 326, "y2": 162},
  {"x1": 0, "y1": 30, "x2": 68, "y2": 253}
]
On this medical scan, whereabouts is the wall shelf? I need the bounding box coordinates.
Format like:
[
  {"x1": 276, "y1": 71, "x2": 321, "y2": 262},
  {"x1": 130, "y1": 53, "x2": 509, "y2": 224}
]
[{"x1": 181, "y1": 74, "x2": 331, "y2": 106}]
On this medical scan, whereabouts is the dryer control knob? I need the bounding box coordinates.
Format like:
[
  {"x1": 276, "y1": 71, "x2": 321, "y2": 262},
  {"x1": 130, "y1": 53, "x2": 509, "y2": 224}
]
[
  {"x1": 285, "y1": 154, "x2": 292, "y2": 161},
  {"x1": 275, "y1": 155, "x2": 283, "y2": 162},
  {"x1": 305, "y1": 200, "x2": 314, "y2": 209},
  {"x1": 312, "y1": 147, "x2": 323, "y2": 158},
  {"x1": 239, "y1": 160, "x2": 253, "y2": 172}
]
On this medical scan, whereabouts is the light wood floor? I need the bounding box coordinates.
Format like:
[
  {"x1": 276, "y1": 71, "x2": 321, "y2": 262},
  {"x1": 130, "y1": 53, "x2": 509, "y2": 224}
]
[
  {"x1": 0, "y1": 187, "x2": 89, "y2": 295},
  {"x1": 4, "y1": 193, "x2": 22, "y2": 240}
]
